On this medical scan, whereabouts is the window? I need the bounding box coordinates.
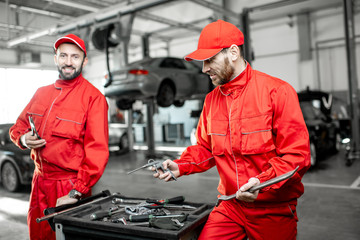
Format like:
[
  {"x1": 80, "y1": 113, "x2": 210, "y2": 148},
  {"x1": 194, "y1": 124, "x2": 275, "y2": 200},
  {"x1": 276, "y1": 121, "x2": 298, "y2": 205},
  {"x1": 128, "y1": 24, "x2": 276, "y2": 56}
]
[{"x1": 0, "y1": 68, "x2": 57, "y2": 123}]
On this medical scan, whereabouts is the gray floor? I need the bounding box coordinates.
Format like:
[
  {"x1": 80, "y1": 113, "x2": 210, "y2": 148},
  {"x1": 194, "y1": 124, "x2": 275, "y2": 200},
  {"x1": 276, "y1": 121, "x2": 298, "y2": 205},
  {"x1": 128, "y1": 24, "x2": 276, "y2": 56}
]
[{"x1": 1, "y1": 145, "x2": 360, "y2": 239}]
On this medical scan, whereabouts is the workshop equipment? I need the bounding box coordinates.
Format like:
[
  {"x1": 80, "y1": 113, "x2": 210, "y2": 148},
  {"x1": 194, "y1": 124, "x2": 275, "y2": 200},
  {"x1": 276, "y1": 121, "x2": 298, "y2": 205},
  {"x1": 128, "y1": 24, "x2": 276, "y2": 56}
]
[{"x1": 52, "y1": 191, "x2": 212, "y2": 240}]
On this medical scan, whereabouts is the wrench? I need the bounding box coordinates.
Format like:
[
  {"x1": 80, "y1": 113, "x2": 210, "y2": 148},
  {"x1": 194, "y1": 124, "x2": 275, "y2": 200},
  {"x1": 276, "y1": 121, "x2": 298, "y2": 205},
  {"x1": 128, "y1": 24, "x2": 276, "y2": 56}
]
[{"x1": 217, "y1": 166, "x2": 299, "y2": 204}]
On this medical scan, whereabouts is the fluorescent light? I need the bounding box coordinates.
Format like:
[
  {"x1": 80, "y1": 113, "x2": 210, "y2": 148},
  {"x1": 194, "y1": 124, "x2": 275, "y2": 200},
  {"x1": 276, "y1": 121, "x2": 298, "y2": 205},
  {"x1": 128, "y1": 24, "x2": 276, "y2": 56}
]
[{"x1": 44, "y1": 0, "x2": 99, "y2": 12}]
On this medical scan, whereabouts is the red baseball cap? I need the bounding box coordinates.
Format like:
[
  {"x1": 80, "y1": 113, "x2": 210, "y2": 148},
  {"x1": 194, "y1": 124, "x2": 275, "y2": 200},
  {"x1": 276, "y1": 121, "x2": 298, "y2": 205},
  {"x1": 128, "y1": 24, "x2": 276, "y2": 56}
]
[
  {"x1": 54, "y1": 34, "x2": 87, "y2": 56},
  {"x1": 184, "y1": 20, "x2": 244, "y2": 61}
]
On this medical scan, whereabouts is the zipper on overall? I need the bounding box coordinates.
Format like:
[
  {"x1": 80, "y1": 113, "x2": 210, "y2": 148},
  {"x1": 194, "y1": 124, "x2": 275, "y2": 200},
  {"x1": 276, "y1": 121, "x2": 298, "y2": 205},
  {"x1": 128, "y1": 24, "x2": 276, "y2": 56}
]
[{"x1": 38, "y1": 84, "x2": 63, "y2": 173}]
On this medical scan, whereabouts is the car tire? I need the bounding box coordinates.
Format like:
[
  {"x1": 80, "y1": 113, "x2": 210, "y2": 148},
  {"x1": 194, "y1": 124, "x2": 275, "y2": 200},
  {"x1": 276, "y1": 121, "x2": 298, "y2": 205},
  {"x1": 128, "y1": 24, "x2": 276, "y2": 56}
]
[
  {"x1": 119, "y1": 133, "x2": 129, "y2": 151},
  {"x1": 156, "y1": 82, "x2": 175, "y2": 107},
  {"x1": 333, "y1": 132, "x2": 341, "y2": 153},
  {"x1": 174, "y1": 100, "x2": 185, "y2": 107},
  {"x1": 1, "y1": 161, "x2": 20, "y2": 192},
  {"x1": 116, "y1": 99, "x2": 134, "y2": 110},
  {"x1": 310, "y1": 141, "x2": 317, "y2": 167}
]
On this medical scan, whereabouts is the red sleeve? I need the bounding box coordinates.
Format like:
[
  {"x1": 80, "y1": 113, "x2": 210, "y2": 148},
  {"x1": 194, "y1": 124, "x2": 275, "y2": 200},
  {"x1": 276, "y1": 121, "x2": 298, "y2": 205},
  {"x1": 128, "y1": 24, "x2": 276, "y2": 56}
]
[
  {"x1": 9, "y1": 91, "x2": 38, "y2": 150},
  {"x1": 73, "y1": 94, "x2": 109, "y2": 194},
  {"x1": 255, "y1": 84, "x2": 311, "y2": 190},
  {"x1": 174, "y1": 98, "x2": 215, "y2": 176}
]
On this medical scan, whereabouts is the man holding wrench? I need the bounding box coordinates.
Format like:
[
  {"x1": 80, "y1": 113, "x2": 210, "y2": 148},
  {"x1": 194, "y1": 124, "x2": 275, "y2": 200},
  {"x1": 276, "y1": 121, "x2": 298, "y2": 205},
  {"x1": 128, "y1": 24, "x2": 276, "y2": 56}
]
[{"x1": 153, "y1": 20, "x2": 310, "y2": 240}]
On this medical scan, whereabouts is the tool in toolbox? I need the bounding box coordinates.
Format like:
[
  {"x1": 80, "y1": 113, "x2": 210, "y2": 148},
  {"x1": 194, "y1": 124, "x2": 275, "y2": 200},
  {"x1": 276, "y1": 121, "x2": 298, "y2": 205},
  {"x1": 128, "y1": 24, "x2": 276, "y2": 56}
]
[
  {"x1": 111, "y1": 195, "x2": 196, "y2": 211},
  {"x1": 37, "y1": 190, "x2": 111, "y2": 231},
  {"x1": 217, "y1": 166, "x2": 299, "y2": 204},
  {"x1": 112, "y1": 196, "x2": 185, "y2": 205},
  {"x1": 127, "y1": 159, "x2": 177, "y2": 181},
  {"x1": 103, "y1": 217, "x2": 149, "y2": 226},
  {"x1": 124, "y1": 205, "x2": 162, "y2": 216},
  {"x1": 129, "y1": 213, "x2": 187, "y2": 222},
  {"x1": 142, "y1": 203, "x2": 197, "y2": 210},
  {"x1": 90, "y1": 207, "x2": 125, "y2": 221}
]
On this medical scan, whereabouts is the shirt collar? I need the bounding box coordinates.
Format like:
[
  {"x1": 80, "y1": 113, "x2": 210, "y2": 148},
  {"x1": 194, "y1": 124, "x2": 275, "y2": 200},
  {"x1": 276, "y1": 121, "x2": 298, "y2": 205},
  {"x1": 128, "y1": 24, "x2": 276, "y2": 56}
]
[
  {"x1": 219, "y1": 62, "x2": 252, "y2": 95},
  {"x1": 54, "y1": 73, "x2": 83, "y2": 89}
]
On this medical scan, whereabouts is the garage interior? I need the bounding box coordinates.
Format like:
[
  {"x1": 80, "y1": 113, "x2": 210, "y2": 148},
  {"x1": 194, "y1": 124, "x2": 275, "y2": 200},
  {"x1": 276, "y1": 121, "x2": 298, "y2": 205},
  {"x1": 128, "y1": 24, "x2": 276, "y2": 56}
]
[{"x1": 0, "y1": 0, "x2": 359, "y2": 239}]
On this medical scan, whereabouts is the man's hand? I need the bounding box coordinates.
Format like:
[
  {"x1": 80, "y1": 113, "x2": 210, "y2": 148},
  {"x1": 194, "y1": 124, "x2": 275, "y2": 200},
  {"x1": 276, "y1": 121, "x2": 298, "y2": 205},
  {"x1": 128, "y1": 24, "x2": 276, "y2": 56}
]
[
  {"x1": 23, "y1": 132, "x2": 46, "y2": 149},
  {"x1": 56, "y1": 194, "x2": 78, "y2": 207},
  {"x1": 152, "y1": 159, "x2": 180, "y2": 182},
  {"x1": 236, "y1": 177, "x2": 260, "y2": 202}
]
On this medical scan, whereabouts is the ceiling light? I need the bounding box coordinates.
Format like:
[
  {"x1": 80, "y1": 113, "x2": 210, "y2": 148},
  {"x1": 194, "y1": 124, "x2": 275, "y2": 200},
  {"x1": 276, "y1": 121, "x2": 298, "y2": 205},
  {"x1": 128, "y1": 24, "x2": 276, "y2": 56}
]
[{"x1": 44, "y1": 0, "x2": 99, "y2": 12}]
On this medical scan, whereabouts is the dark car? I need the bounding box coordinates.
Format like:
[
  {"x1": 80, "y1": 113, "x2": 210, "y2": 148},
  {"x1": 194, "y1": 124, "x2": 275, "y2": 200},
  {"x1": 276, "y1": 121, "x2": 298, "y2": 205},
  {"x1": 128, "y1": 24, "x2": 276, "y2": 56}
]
[
  {"x1": 104, "y1": 57, "x2": 212, "y2": 109},
  {"x1": 298, "y1": 89, "x2": 342, "y2": 166},
  {"x1": 0, "y1": 124, "x2": 34, "y2": 192}
]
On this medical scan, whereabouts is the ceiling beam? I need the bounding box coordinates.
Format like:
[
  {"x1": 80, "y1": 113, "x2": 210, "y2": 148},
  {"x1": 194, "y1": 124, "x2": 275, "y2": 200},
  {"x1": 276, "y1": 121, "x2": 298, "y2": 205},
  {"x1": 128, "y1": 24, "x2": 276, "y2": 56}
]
[
  {"x1": 191, "y1": 0, "x2": 239, "y2": 19},
  {"x1": 136, "y1": 11, "x2": 203, "y2": 34},
  {"x1": 9, "y1": 4, "x2": 63, "y2": 18},
  {"x1": 7, "y1": 0, "x2": 172, "y2": 48},
  {"x1": 43, "y1": 0, "x2": 99, "y2": 12},
  {"x1": 248, "y1": 0, "x2": 343, "y2": 23}
]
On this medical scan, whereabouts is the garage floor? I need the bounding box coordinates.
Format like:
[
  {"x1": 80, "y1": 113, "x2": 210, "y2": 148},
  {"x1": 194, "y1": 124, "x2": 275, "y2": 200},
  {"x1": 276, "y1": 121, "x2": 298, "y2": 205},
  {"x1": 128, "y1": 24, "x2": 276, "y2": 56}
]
[{"x1": 1, "y1": 144, "x2": 360, "y2": 240}]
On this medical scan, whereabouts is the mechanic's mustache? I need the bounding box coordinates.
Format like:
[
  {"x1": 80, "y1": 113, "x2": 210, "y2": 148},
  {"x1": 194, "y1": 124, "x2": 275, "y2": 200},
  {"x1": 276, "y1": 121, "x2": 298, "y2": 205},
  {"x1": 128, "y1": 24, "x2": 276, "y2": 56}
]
[
  {"x1": 61, "y1": 65, "x2": 75, "y2": 70},
  {"x1": 206, "y1": 71, "x2": 217, "y2": 76}
]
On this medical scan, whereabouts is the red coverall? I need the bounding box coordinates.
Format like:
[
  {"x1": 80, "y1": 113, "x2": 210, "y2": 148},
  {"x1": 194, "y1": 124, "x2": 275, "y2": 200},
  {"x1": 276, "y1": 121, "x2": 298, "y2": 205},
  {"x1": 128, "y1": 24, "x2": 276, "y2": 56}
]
[
  {"x1": 174, "y1": 64, "x2": 311, "y2": 239},
  {"x1": 10, "y1": 74, "x2": 109, "y2": 240}
]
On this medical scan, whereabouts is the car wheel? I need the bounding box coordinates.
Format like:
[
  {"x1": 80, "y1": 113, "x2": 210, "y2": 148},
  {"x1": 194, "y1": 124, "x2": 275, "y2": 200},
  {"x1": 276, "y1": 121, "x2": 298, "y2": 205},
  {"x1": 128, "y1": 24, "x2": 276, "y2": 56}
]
[
  {"x1": 156, "y1": 82, "x2": 175, "y2": 107},
  {"x1": 334, "y1": 132, "x2": 341, "y2": 153},
  {"x1": 1, "y1": 161, "x2": 20, "y2": 192},
  {"x1": 174, "y1": 100, "x2": 185, "y2": 107},
  {"x1": 119, "y1": 133, "x2": 129, "y2": 151},
  {"x1": 116, "y1": 99, "x2": 134, "y2": 110},
  {"x1": 310, "y1": 142, "x2": 317, "y2": 167}
]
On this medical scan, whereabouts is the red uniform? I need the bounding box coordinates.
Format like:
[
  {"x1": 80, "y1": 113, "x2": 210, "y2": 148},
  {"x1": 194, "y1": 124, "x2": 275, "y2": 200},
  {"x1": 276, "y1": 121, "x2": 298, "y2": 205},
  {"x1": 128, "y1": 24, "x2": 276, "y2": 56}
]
[
  {"x1": 174, "y1": 64, "x2": 311, "y2": 239},
  {"x1": 10, "y1": 74, "x2": 109, "y2": 240}
]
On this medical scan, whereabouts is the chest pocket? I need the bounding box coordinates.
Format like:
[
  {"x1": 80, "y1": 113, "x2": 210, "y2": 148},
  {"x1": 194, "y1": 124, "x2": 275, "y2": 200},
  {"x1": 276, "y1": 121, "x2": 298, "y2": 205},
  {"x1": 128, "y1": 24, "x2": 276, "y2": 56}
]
[
  {"x1": 27, "y1": 103, "x2": 47, "y2": 132},
  {"x1": 208, "y1": 120, "x2": 228, "y2": 156},
  {"x1": 52, "y1": 110, "x2": 85, "y2": 140},
  {"x1": 241, "y1": 114, "x2": 275, "y2": 155}
]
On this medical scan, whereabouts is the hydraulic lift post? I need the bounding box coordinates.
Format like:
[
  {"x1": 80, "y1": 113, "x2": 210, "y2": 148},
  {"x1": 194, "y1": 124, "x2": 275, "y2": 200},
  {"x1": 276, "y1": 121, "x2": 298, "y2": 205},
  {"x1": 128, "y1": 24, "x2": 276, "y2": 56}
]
[
  {"x1": 343, "y1": 0, "x2": 360, "y2": 165},
  {"x1": 145, "y1": 98, "x2": 156, "y2": 158}
]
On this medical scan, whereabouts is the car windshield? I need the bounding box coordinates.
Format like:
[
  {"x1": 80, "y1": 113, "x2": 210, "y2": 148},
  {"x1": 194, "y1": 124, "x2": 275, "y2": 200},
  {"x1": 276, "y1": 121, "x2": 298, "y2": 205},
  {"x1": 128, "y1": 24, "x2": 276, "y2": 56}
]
[
  {"x1": 159, "y1": 58, "x2": 186, "y2": 69},
  {"x1": 184, "y1": 61, "x2": 201, "y2": 71},
  {"x1": 300, "y1": 100, "x2": 325, "y2": 120}
]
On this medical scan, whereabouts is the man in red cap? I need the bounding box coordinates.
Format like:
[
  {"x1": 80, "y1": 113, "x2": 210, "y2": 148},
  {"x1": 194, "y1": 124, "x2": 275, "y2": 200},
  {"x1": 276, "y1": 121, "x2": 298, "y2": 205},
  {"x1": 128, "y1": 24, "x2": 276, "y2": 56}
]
[
  {"x1": 153, "y1": 20, "x2": 310, "y2": 239},
  {"x1": 9, "y1": 34, "x2": 109, "y2": 240}
]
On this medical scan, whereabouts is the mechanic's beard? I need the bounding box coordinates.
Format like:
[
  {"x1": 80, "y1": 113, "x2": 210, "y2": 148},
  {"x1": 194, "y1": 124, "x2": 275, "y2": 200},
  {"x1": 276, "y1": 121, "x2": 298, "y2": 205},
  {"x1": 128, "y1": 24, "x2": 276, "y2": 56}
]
[
  {"x1": 218, "y1": 57, "x2": 234, "y2": 86},
  {"x1": 211, "y1": 57, "x2": 234, "y2": 86},
  {"x1": 58, "y1": 64, "x2": 83, "y2": 80}
]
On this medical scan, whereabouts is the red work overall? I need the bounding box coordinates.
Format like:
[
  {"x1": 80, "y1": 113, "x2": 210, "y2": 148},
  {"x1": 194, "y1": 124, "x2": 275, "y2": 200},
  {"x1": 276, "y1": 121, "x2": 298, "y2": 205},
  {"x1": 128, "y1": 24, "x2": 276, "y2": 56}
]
[
  {"x1": 175, "y1": 64, "x2": 310, "y2": 239},
  {"x1": 10, "y1": 74, "x2": 109, "y2": 240}
]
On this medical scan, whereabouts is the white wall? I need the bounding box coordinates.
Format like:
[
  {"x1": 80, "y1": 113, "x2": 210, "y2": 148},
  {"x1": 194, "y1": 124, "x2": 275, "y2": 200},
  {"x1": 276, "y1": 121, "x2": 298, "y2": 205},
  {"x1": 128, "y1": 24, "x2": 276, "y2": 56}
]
[
  {"x1": 250, "y1": 7, "x2": 360, "y2": 96},
  {"x1": 83, "y1": 53, "x2": 108, "y2": 93},
  {"x1": 251, "y1": 16, "x2": 301, "y2": 90}
]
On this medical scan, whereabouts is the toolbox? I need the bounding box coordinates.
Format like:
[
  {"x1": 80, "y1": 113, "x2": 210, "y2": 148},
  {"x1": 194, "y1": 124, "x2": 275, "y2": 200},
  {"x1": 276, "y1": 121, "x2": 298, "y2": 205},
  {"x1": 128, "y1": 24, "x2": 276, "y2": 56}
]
[{"x1": 52, "y1": 191, "x2": 213, "y2": 240}]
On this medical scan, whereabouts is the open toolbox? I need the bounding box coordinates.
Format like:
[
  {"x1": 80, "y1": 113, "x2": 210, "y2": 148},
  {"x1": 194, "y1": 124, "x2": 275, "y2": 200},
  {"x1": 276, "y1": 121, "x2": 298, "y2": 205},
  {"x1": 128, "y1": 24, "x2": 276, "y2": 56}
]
[{"x1": 52, "y1": 190, "x2": 213, "y2": 240}]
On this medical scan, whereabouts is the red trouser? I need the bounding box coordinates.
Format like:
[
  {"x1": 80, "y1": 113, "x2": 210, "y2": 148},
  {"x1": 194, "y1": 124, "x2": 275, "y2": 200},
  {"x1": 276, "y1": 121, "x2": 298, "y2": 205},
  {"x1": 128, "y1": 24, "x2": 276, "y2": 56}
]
[
  {"x1": 199, "y1": 199, "x2": 298, "y2": 240},
  {"x1": 27, "y1": 172, "x2": 89, "y2": 240}
]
